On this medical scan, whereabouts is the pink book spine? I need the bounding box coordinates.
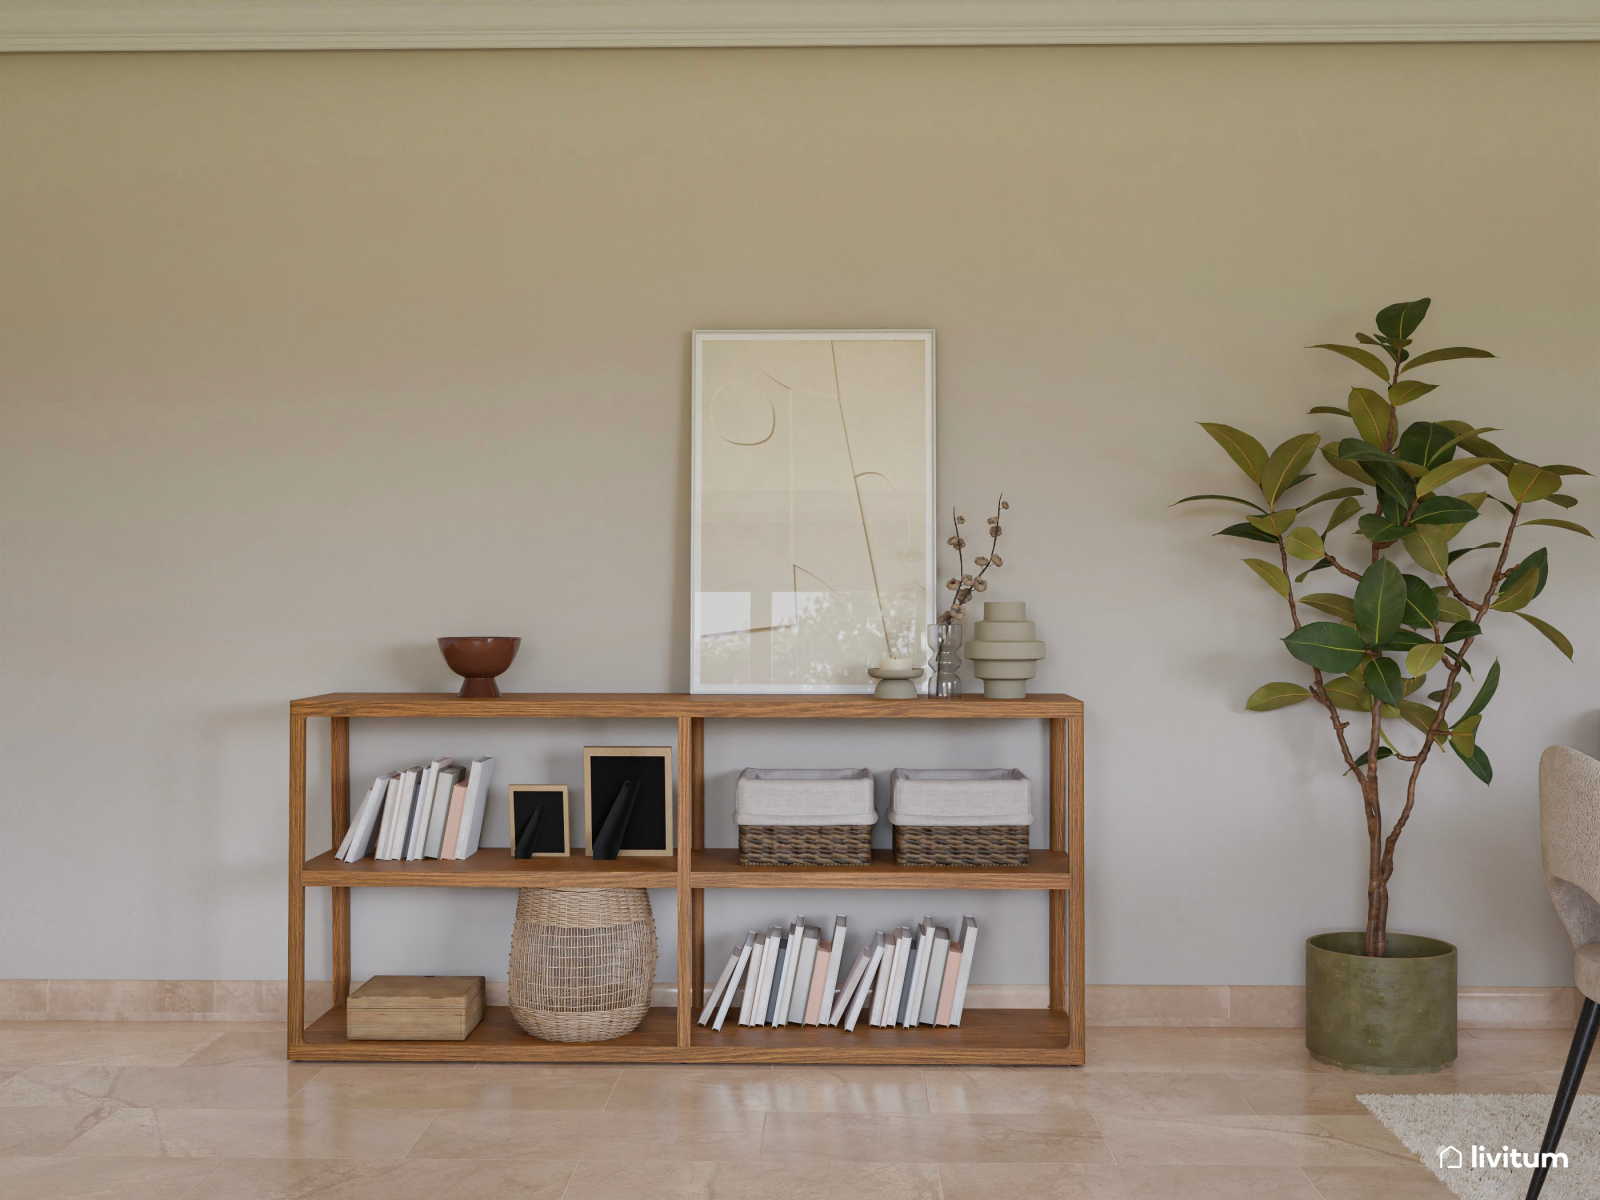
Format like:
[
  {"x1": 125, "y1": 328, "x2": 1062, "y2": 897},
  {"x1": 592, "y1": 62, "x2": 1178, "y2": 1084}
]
[
  {"x1": 935, "y1": 944, "x2": 963, "y2": 1026},
  {"x1": 439, "y1": 781, "x2": 469, "y2": 861},
  {"x1": 803, "y1": 943, "x2": 831, "y2": 1025}
]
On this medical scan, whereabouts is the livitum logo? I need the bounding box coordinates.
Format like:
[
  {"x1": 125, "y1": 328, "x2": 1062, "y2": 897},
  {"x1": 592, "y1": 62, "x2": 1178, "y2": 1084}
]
[{"x1": 1437, "y1": 1144, "x2": 1568, "y2": 1171}]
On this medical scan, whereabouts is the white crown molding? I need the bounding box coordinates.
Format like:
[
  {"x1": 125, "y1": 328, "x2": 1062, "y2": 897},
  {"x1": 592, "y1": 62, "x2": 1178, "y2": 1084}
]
[{"x1": 1, "y1": 0, "x2": 1596, "y2": 53}]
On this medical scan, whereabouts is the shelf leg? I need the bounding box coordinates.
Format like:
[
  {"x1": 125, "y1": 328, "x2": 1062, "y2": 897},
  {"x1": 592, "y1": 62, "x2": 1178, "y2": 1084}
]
[
  {"x1": 288, "y1": 714, "x2": 308, "y2": 1057},
  {"x1": 330, "y1": 717, "x2": 351, "y2": 1004},
  {"x1": 691, "y1": 718, "x2": 705, "y2": 1010},
  {"x1": 1067, "y1": 713, "x2": 1086, "y2": 1055},
  {"x1": 675, "y1": 717, "x2": 695, "y2": 1048},
  {"x1": 1049, "y1": 717, "x2": 1066, "y2": 1015}
]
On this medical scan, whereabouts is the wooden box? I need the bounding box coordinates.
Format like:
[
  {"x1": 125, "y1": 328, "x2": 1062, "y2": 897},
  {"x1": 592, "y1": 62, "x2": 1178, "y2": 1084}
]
[{"x1": 347, "y1": 975, "x2": 485, "y2": 1041}]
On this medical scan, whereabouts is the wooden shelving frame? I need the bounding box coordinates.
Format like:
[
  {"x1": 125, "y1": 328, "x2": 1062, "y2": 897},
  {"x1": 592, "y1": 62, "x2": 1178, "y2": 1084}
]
[{"x1": 288, "y1": 692, "x2": 1085, "y2": 1065}]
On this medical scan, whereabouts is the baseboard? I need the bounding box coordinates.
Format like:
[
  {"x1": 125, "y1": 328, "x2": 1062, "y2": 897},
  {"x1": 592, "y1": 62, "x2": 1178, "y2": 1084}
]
[{"x1": 2, "y1": 979, "x2": 1582, "y2": 1028}]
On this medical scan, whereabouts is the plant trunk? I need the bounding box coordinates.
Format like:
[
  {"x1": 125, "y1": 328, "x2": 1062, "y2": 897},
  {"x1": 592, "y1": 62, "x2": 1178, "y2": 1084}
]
[{"x1": 1364, "y1": 774, "x2": 1386, "y2": 958}]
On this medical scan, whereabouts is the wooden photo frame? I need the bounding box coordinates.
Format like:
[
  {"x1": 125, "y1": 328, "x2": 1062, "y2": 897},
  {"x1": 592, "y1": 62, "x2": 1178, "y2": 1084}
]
[
  {"x1": 508, "y1": 785, "x2": 571, "y2": 858},
  {"x1": 582, "y1": 746, "x2": 674, "y2": 857}
]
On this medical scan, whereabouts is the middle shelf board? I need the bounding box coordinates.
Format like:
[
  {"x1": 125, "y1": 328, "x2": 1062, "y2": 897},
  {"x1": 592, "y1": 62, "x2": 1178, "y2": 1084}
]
[{"x1": 301, "y1": 848, "x2": 1071, "y2": 890}]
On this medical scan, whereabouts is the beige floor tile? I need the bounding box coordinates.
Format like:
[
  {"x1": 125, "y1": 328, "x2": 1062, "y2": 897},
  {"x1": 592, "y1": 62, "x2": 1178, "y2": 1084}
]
[
  {"x1": 760, "y1": 1111, "x2": 1111, "y2": 1164},
  {"x1": 0, "y1": 1065, "x2": 322, "y2": 1110},
  {"x1": 1188, "y1": 1027, "x2": 1306, "y2": 1039},
  {"x1": 1088, "y1": 1032, "x2": 1342, "y2": 1074},
  {"x1": 605, "y1": 1065, "x2": 928, "y2": 1113},
  {"x1": 1464, "y1": 1027, "x2": 1579, "y2": 1041},
  {"x1": 1301, "y1": 1164, "x2": 1455, "y2": 1198},
  {"x1": 184, "y1": 1156, "x2": 576, "y2": 1199},
  {"x1": 0, "y1": 1106, "x2": 109, "y2": 1154},
  {"x1": 1232, "y1": 1070, "x2": 1551, "y2": 1115},
  {"x1": 181, "y1": 1032, "x2": 287, "y2": 1067},
  {"x1": 290, "y1": 1065, "x2": 616, "y2": 1110},
  {"x1": 1094, "y1": 1113, "x2": 1414, "y2": 1166},
  {"x1": 939, "y1": 1162, "x2": 1325, "y2": 1199},
  {"x1": 409, "y1": 1109, "x2": 765, "y2": 1160},
  {"x1": 925, "y1": 1068, "x2": 1252, "y2": 1116},
  {"x1": 62, "y1": 1106, "x2": 437, "y2": 1159},
  {"x1": 1449, "y1": 1037, "x2": 1572, "y2": 1074},
  {"x1": 0, "y1": 1026, "x2": 228, "y2": 1069},
  {"x1": 565, "y1": 1159, "x2": 943, "y2": 1200},
  {"x1": 0, "y1": 1155, "x2": 221, "y2": 1199}
]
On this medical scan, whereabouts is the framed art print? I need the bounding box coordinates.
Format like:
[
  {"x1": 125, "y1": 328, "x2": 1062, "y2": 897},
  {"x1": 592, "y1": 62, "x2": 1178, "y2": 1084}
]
[
  {"x1": 582, "y1": 747, "x2": 674, "y2": 857},
  {"x1": 508, "y1": 785, "x2": 570, "y2": 858},
  {"x1": 691, "y1": 330, "x2": 936, "y2": 693}
]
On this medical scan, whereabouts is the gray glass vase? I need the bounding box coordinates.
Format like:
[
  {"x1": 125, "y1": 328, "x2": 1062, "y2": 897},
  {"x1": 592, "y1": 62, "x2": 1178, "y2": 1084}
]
[{"x1": 927, "y1": 622, "x2": 963, "y2": 699}]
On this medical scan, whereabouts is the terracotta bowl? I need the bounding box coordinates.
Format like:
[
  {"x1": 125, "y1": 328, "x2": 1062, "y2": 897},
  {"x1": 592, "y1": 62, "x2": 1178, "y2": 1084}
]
[{"x1": 438, "y1": 636, "x2": 521, "y2": 698}]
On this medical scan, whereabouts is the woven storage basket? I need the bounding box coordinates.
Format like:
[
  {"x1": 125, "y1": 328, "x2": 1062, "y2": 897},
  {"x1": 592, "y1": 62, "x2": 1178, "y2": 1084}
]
[
  {"x1": 508, "y1": 887, "x2": 656, "y2": 1042},
  {"x1": 892, "y1": 823, "x2": 1030, "y2": 866},
  {"x1": 738, "y1": 823, "x2": 872, "y2": 866}
]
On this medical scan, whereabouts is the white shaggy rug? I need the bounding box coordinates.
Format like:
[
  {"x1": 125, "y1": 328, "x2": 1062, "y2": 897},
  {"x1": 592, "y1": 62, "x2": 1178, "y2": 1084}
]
[{"x1": 1361, "y1": 1093, "x2": 1600, "y2": 1199}]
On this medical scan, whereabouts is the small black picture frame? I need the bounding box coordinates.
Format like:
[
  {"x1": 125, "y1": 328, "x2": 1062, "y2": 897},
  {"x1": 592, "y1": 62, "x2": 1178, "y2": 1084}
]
[
  {"x1": 508, "y1": 785, "x2": 570, "y2": 858},
  {"x1": 582, "y1": 747, "x2": 673, "y2": 857}
]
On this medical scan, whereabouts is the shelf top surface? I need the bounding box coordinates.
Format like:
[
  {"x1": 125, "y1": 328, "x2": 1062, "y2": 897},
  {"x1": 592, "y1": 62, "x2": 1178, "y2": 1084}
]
[{"x1": 291, "y1": 692, "x2": 1082, "y2": 718}]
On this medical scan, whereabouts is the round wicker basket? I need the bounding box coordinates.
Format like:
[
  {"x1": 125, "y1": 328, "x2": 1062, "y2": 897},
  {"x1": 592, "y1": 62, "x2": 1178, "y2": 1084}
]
[{"x1": 508, "y1": 887, "x2": 656, "y2": 1042}]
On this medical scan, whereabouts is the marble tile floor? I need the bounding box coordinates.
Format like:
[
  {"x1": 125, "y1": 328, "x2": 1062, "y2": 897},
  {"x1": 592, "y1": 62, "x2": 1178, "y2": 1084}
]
[{"x1": 0, "y1": 1021, "x2": 1586, "y2": 1199}]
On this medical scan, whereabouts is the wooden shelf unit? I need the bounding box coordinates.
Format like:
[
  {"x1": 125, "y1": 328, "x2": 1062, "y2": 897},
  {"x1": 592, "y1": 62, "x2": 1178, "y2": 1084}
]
[{"x1": 289, "y1": 691, "x2": 1085, "y2": 1064}]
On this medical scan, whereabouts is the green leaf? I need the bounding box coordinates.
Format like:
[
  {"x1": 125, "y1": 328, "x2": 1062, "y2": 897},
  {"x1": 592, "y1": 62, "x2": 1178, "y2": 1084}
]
[
  {"x1": 1434, "y1": 589, "x2": 1471, "y2": 623},
  {"x1": 1404, "y1": 525, "x2": 1455, "y2": 575},
  {"x1": 1199, "y1": 423, "x2": 1268, "y2": 484},
  {"x1": 1349, "y1": 747, "x2": 1395, "y2": 772},
  {"x1": 1548, "y1": 493, "x2": 1579, "y2": 508},
  {"x1": 1244, "y1": 558, "x2": 1291, "y2": 597},
  {"x1": 1312, "y1": 343, "x2": 1392, "y2": 381},
  {"x1": 1406, "y1": 643, "x2": 1446, "y2": 676},
  {"x1": 1523, "y1": 518, "x2": 1594, "y2": 537},
  {"x1": 1411, "y1": 496, "x2": 1480, "y2": 526},
  {"x1": 1389, "y1": 380, "x2": 1437, "y2": 406},
  {"x1": 1295, "y1": 486, "x2": 1364, "y2": 512},
  {"x1": 1457, "y1": 660, "x2": 1500, "y2": 720},
  {"x1": 1259, "y1": 433, "x2": 1322, "y2": 505},
  {"x1": 1395, "y1": 421, "x2": 1459, "y2": 469},
  {"x1": 1247, "y1": 509, "x2": 1298, "y2": 537},
  {"x1": 1376, "y1": 299, "x2": 1431, "y2": 339},
  {"x1": 1507, "y1": 463, "x2": 1563, "y2": 505},
  {"x1": 1493, "y1": 573, "x2": 1539, "y2": 612},
  {"x1": 1216, "y1": 522, "x2": 1279, "y2": 544},
  {"x1": 1428, "y1": 681, "x2": 1463, "y2": 706},
  {"x1": 1515, "y1": 612, "x2": 1574, "y2": 660},
  {"x1": 1376, "y1": 630, "x2": 1428, "y2": 651},
  {"x1": 1402, "y1": 574, "x2": 1439, "y2": 627},
  {"x1": 1335, "y1": 438, "x2": 1398, "y2": 464},
  {"x1": 1284, "y1": 622, "x2": 1369, "y2": 673},
  {"x1": 1452, "y1": 740, "x2": 1493, "y2": 784},
  {"x1": 1349, "y1": 388, "x2": 1395, "y2": 449},
  {"x1": 1358, "y1": 513, "x2": 1411, "y2": 543},
  {"x1": 1401, "y1": 346, "x2": 1495, "y2": 373},
  {"x1": 1309, "y1": 405, "x2": 1351, "y2": 417},
  {"x1": 1447, "y1": 542, "x2": 1500, "y2": 565},
  {"x1": 1174, "y1": 493, "x2": 1268, "y2": 511},
  {"x1": 1322, "y1": 674, "x2": 1372, "y2": 711},
  {"x1": 1363, "y1": 656, "x2": 1405, "y2": 705},
  {"x1": 1246, "y1": 682, "x2": 1315, "y2": 711},
  {"x1": 1295, "y1": 559, "x2": 1333, "y2": 582},
  {"x1": 1399, "y1": 699, "x2": 1448, "y2": 741},
  {"x1": 1322, "y1": 497, "x2": 1363, "y2": 536},
  {"x1": 1416, "y1": 456, "x2": 1502, "y2": 497},
  {"x1": 1441, "y1": 621, "x2": 1481, "y2": 644},
  {"x1": 1497, "y1": 547, "x2": 1549, "y2": 609},
  {"x1": 1450, "y1": 712, "x2": 1482, "y2": 758},
  {"x1": 1403, "y1": 671, "x2": 1430, "y2": 696},
  {"x1": 1354, "y1": 559, "x2": 1406, "y2": 645},
  {"x1": 1321, "y1": 444, "x2": 1375, "y2": 485},
  {"x1": 1301, "y1": 592, "x2": 1356, "y2": 622},
  {"x1": 1284, "y1": 527, "x2": 1326, "y2": 561},
  {"x1": 1545, "y1": 464, "x2": 1592, "y2": 477}
]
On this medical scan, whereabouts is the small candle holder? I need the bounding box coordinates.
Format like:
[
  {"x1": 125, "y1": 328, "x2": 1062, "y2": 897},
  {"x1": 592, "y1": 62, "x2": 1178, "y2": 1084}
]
[{"x1": 867, "y1": 666, "x2": 924, "y2": 699}]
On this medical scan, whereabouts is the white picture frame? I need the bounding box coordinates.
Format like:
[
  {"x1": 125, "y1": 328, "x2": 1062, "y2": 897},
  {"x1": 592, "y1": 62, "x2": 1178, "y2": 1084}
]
[{"x1": 691, "y1": 330, "x2": 936, "y2": 694}]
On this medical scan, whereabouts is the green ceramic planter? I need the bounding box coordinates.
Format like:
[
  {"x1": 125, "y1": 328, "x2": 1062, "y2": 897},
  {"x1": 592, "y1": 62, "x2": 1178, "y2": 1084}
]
[{"x1": 1305, "y1": 932, "x2": 1457, "y2": 1074}]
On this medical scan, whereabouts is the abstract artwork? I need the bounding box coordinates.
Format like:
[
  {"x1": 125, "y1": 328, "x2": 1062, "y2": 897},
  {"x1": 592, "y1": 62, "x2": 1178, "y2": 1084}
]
[{"x1": 691, "y1": 330, "x2": 935, "y2": 693}]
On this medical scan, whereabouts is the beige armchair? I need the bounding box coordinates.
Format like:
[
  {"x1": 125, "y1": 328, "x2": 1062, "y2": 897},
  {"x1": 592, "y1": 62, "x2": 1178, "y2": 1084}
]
[{"x1": 1528, "y1": 745, "x2": 1600, "y2": 1200}]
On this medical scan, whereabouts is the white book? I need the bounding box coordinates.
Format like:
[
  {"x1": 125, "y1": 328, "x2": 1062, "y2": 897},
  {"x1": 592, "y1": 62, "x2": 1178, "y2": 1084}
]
[
  {"x1": 884, "y1": 925, "x2": 912, "y2": 1027},
  {"x1": 752, "y1": 925, "x2": 782, "y2": 1025},
  {"x1": 950, "y1": 916, "x2": 979, "y2": 1026},
  {"x1": 829, "y1": 941, "x2": 873, "y2": 1026},
  {"x1": 372, "y1": 771, "x2": 403, "y2": 860},
  {"x1": 787, "y1": 927, "x2": 820, "y2": 1025},
  {"x1": 422, "y1": 766, "x2": 463, "y2": 859},
  {"x1": 772, "y1": 919, "x2": 804, "y2": 1027},
  {"x1": 903, "y1": 918, "x2": 935, "y2": 1027},
  {"x1": 713, "y1": 932, "x2": 757, "y2": 1031},
  {"x1": 919, "y1": 926, "x2": 952, "y2": 1025},
  {"x1": 379, "y1": 768, "x2": 419, "y2": 860},
  {"x1": 738, "y1": 932, "x2": 769, "y2": 1026},
  {"x1": 395, "y1": 767, "x2": 428, "y2": 860},
  {"x1": 407, "y1": 757, "x2": 453, "y2": 859},
  {"x1": 844, "y1": 933, "x2": 886, "y2": 1032},
  {"x1": 869, "y1": 931, "x2": 897, "y2": 1026},
  {"x1": 895, "y1": 922, "x2": 922, "y2": 1026},
  {"x1": 339, "y1": 774, "x2": 394, "y2": 861},
  {"x1": 701, "y1": 932, "x2": 751, "y2": 1026},
  {"x1": 819, "y1": 915, "x2": 847, "y2": 1023},
  {"x1": 452, "y1": 756, "x2": 495, "y2": 859}
]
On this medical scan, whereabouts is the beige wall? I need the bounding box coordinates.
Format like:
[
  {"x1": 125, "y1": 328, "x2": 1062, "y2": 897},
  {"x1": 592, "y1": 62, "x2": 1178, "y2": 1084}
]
[{"x1": 2, "y1": 43, "x2": 1596, "y2": 988}]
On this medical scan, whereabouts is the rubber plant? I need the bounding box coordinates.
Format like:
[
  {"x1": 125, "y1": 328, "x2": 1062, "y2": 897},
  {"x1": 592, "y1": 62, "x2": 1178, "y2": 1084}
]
[{"x1": 1179, "y1": 299, "x2": 1587, "y2": 957}]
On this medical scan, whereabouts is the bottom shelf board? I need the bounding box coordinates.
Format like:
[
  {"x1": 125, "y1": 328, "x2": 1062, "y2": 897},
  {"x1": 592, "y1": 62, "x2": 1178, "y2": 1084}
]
[{"x1": 294, "y1": 1005, "x2": 1082, "y2": 1064}]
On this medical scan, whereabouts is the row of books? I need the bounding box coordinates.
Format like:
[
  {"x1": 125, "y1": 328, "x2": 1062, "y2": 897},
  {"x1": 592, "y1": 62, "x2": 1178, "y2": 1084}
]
[
  {"x1": 698, "y1": 914, "x2": 979, "y2": 1033},
  {"x1": 335, "y1": 757, "x2": 496, "y2": 862}
]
